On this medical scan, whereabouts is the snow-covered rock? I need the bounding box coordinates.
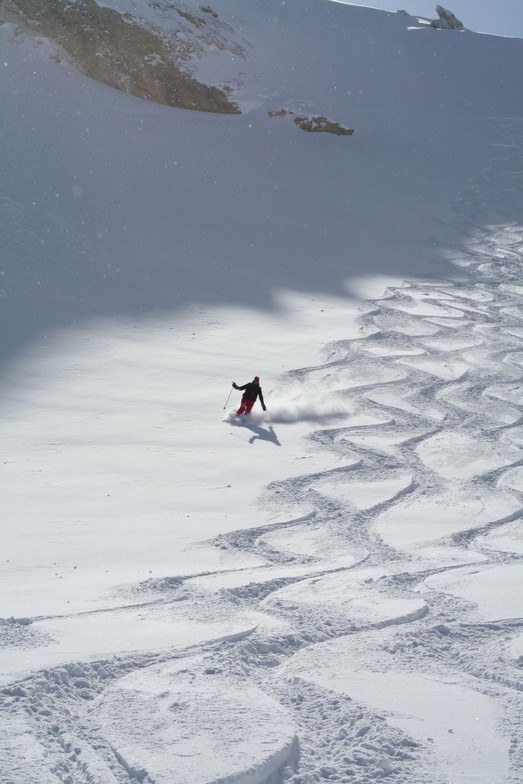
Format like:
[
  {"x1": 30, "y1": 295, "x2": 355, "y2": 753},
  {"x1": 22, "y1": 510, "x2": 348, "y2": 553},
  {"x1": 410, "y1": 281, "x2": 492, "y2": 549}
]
[{"x1": 96, "y1": 659, "x2": 298, "y2": 784}]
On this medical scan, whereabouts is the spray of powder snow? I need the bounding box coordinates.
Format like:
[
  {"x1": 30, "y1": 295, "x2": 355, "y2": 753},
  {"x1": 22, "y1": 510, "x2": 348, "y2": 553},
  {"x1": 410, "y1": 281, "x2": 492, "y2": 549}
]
[{"x1": 224, "y1": 391, "x2": 353, "y2": 425}]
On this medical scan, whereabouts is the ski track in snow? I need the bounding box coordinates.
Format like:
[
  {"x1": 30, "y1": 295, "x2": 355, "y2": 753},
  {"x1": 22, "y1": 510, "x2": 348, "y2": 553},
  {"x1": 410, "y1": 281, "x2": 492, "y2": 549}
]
[
  {"x1": 3, "y1": 226, "x2": 523, "y2": 784},
  {"x1": 3, "y1": 141, "x2": 523, "y2": 781}
]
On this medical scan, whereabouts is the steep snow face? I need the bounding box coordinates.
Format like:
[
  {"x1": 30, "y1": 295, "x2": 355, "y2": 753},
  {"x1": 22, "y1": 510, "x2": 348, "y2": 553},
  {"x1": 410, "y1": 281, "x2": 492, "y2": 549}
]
[
  {"x1": 1, "y1": 1, "x2": 523, "y2": 783},
  {"x1": 2, "y1": 0, "x2": 523, "y2": 364}
]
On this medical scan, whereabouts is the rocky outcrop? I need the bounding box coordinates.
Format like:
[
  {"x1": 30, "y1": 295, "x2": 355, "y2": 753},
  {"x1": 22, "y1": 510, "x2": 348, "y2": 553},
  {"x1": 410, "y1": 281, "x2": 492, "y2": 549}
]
[
  {"x1": 293, "y1": 115, "x2": 354, "y2": 136},
  {"x1": 1, "y1": 0, "x2": 241, "y2": 113},
  {"x1": 430, "y1": 5, "x2": 464, "y2": 30},
  {"x1": 269, "y1": 109, "x2": 354, "y2": 137}
]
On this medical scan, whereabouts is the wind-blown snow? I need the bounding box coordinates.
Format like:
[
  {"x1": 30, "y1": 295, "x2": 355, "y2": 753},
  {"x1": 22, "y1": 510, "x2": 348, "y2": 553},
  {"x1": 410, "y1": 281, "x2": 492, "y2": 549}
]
[{"x1": 1, "y1": 1, "x2": 523, "y2": 783}]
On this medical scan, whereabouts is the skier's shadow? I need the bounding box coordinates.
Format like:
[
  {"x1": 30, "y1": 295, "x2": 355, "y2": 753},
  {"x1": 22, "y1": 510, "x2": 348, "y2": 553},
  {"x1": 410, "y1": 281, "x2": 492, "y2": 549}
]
[{"x1": 237, "y1": 421, "x2": 282, "y2": 446}]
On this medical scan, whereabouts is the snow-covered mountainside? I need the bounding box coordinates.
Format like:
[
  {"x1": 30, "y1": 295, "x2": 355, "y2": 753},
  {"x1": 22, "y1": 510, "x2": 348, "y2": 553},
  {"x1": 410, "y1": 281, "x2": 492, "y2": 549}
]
[{"x1": 1, "y1": 2, "x2": 523, "y2": 783}]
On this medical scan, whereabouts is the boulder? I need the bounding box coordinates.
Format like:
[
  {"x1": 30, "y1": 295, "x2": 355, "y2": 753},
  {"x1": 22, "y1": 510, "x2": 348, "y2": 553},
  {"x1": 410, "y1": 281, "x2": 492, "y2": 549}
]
[{"x1": 430, "y1": 5, "x2": 464, "y2": 30}]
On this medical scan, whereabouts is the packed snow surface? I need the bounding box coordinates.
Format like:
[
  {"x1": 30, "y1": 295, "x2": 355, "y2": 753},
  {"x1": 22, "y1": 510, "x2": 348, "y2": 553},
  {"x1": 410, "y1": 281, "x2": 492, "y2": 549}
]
[{"x1": 1, "y1": 1, "x2": 523, "y2": 783}]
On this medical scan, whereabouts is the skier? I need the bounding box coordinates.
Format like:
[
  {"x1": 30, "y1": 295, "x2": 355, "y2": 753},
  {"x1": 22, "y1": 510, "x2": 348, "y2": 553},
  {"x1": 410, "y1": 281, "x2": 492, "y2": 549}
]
[{"x1": 232, "y1": 376, "x2": 266, "y2": 415}]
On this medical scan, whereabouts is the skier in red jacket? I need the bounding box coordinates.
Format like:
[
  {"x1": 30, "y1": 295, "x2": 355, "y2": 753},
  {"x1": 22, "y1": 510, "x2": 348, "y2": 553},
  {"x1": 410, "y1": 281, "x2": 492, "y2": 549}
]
[{"x1": 233, "y1": 376, "x2": 266, "y2": 415}]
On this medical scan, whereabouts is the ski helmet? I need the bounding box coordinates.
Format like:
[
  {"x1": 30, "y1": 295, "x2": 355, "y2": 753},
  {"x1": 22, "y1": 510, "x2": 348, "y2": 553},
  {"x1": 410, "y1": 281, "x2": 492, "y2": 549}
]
[{"x1": 254, "y1": 376, "x2": 259, "y2": 383}]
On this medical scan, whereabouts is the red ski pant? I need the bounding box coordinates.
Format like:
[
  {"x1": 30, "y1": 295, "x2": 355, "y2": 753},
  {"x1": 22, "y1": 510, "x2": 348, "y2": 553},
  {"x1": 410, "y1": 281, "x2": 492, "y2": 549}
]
[{"x1": 237, "y1": 396, "x2": 255, "y2": 415}]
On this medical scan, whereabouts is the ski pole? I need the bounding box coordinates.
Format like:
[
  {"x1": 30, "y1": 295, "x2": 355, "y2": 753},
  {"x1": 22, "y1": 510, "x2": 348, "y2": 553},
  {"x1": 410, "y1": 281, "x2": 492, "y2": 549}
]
[{"x1": 223, "y1": 385, "x2": 233, "y2": 409}]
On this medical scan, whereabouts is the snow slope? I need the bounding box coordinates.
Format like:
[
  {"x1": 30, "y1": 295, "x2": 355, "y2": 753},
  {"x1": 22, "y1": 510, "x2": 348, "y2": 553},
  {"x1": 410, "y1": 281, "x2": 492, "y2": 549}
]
[{"x1": 1, "y1": 1, "x2": 523, "y2": 782}]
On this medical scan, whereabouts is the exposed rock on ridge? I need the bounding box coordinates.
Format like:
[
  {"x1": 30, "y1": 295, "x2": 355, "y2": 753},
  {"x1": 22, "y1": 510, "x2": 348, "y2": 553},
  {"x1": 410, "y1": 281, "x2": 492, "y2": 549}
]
[
  {"x1": 430, "y1": 5, "x2": 464, "y2": 30},
  {"x1": 1, "y1": 0, "x2": 241, "y2": 112}
]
